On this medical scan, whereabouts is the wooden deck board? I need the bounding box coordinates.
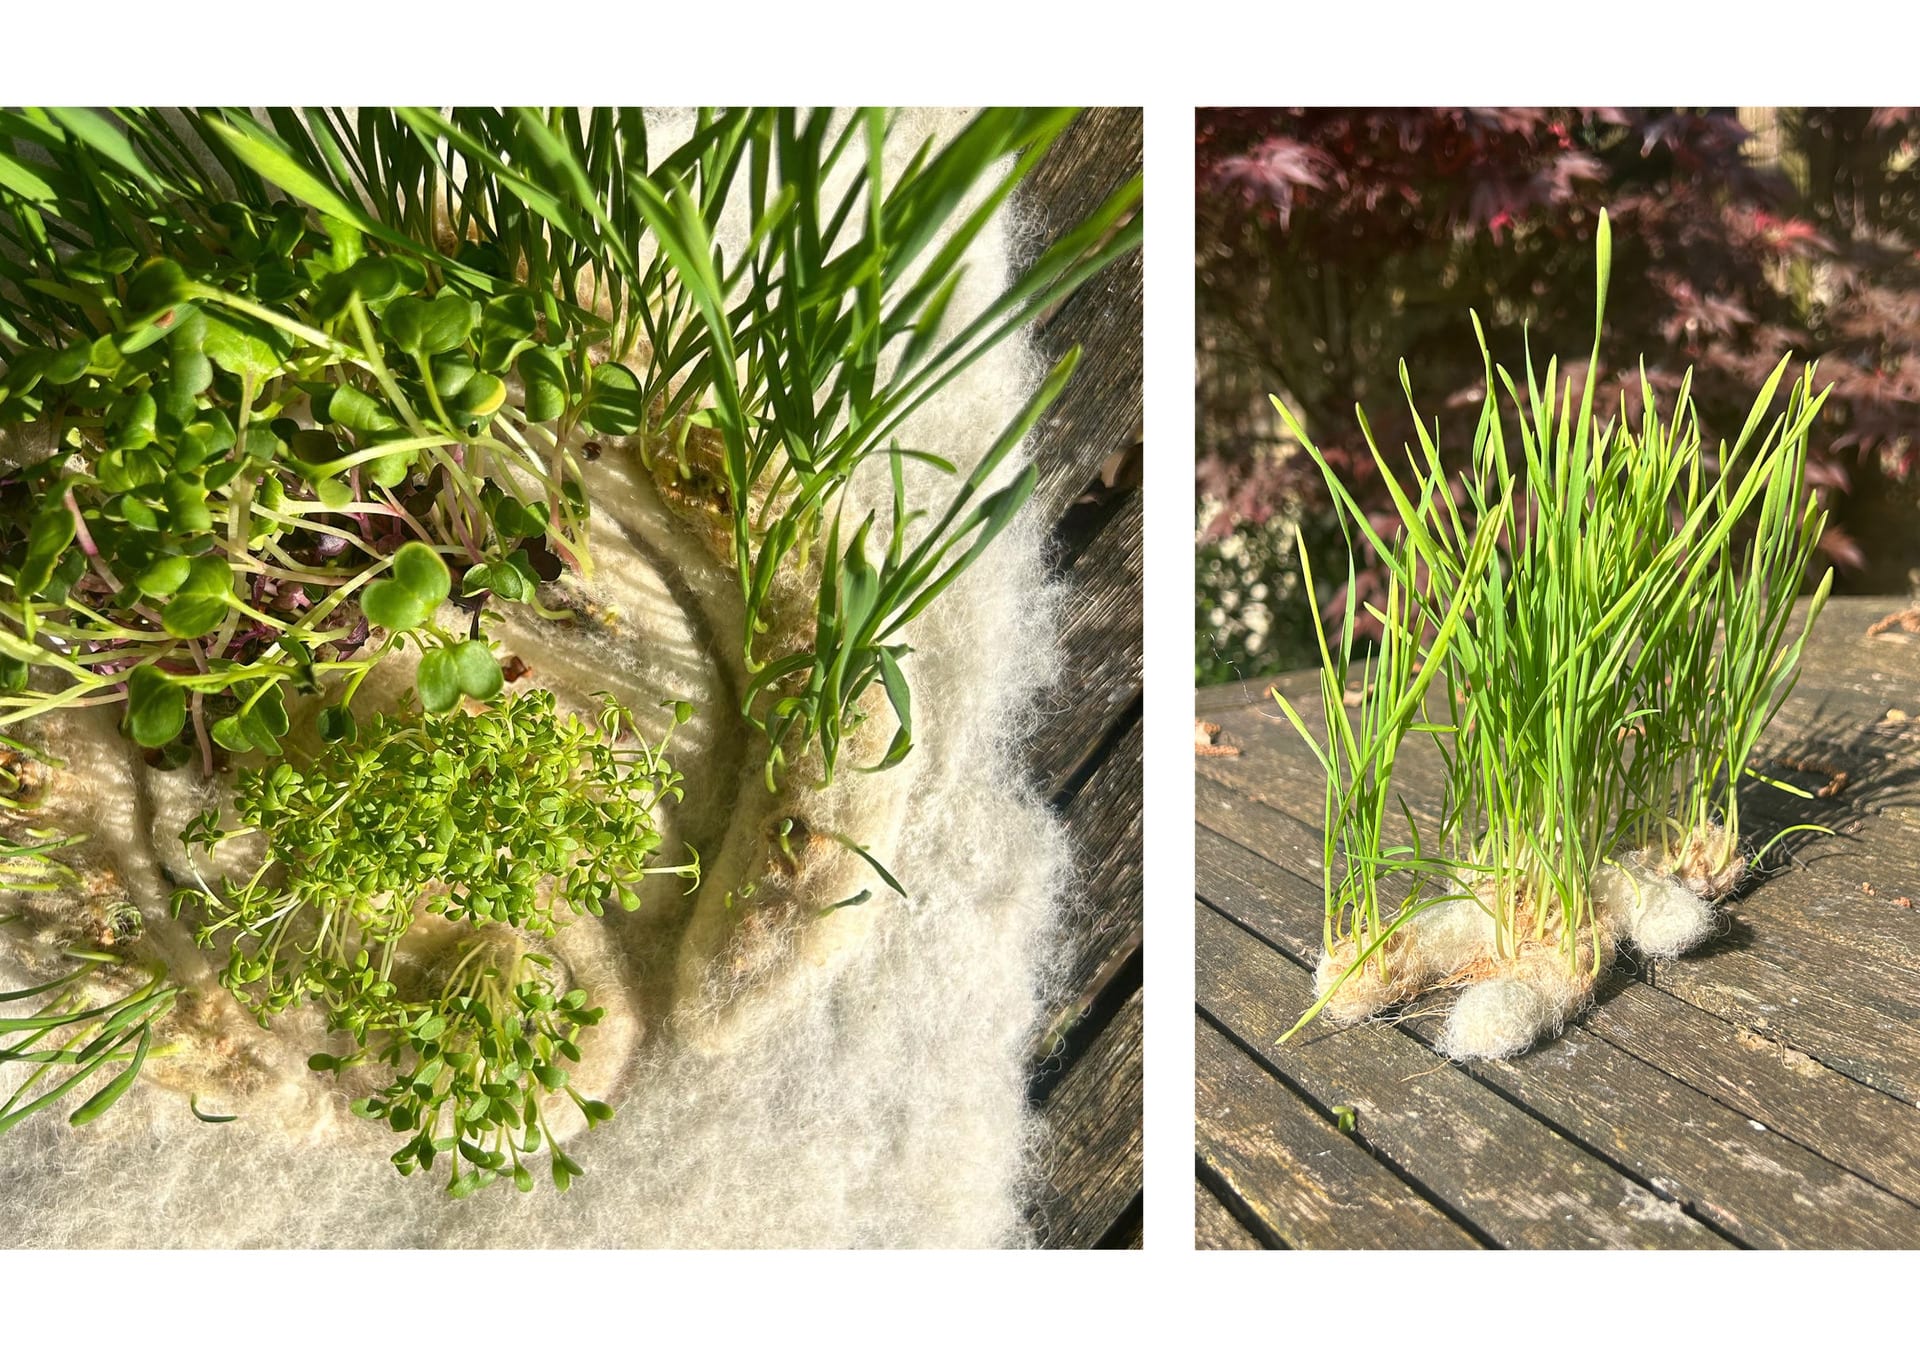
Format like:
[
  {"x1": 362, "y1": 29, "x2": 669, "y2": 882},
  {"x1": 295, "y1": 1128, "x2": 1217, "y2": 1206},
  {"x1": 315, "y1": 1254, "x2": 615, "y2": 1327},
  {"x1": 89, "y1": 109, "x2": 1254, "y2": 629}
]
[
  {"x1": 1033, "y1": 987, "x2": 1143, "y2": 1248},
  {"x1": 1042, "y1": 716, "x2": 1144, "y2": 1055},
  {"x1": 1031, "y1": 492, "x2": 1143, "y2": 802},
  {"x1": 1195, "y1": 1178, "x2": 1266, "y2": 1251},
  {"x1": 1019, "y1": 109, "x2": 1142, "y2": 1249},
  {"x1": 1020, "y1": 106, "x2": 1144, "y2": 532},
  {"x1": 1197, "y1": 594, "x2": 1920, "y2": 1248},
  {"x1": 1196, "y1": 1014, "x2": 1479, "y2": 1249},
  {"x1": 1198, "y1": 902, "x2": 1722, "y2": 1248}
]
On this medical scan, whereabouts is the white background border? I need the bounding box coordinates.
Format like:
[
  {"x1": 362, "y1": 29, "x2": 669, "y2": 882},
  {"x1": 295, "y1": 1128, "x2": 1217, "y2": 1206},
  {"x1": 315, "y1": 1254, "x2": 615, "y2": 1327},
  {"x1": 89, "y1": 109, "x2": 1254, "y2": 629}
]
[{"x1": 9, "y1": 0, "x2": 1920, "y2": 1346}]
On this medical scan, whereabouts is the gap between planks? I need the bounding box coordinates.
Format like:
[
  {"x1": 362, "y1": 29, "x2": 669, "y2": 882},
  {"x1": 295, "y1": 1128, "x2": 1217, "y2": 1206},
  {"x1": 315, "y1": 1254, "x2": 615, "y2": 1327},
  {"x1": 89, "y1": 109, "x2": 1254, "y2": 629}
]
[{"x1": 1190, "y1": 744, "x2": 1920, "y2": 1243}]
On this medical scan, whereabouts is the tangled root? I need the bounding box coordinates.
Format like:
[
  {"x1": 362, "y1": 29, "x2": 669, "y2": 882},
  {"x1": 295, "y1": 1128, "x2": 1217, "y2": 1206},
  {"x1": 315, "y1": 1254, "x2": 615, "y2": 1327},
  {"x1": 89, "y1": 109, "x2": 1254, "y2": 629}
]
[
  {"x1": 1314, "y1": 830, "x2": 1743, "y2": 1060},
  {"x1": 1657, "y1": 822, "x2": 1747, "y2": 901},
  {"x1": 1312, "y1": 894, "x2": 1497, "y2": 1026}
]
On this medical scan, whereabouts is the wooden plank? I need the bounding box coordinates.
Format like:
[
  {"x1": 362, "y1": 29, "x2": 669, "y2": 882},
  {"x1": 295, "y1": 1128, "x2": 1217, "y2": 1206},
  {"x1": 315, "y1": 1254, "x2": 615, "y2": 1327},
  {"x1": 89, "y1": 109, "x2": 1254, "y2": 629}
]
[
  {"x1": 1716, "y1": 890, "x2": 1920, "y2": 1025},
  {"x1": 1019, "y1": 107, "x2": 1143, "y2": 528},
  {"x1": 1199, "y1": 729, "x2": 1920, "y2": 1243},
  {"x1": 1032, "y1": 493, "x2": 1142, "y2": 800},
  {"x1": 1022, "y1": 108, "x2": 1143, "y2": 269},
  {"x1": 1196, "y1": 1179, "x2": 1265, "y2": 1251},
  {"x1": 1581, "y1": 982, "x2": 1920, "y2": 1210},
  {"x1": 1389, "y1": 1001, "x2": 1920, "y2": 1250},
  {"x1": 1202, "y1": 765, "x2": 1920, "y2": 1216},
  {"x1": 1026, "y1": 262, "x2": 1142, "y2": 529},
  {"x1": 1194, "y1": 593, "x2": 1920, "y2": 1246},
  {"x1": 1040, "y1": 715, "x2": 1142, "y2": 1051},
  {"x1": 1764, "y1": 596, "x2": 1920, "y2": 697},
  {"x1": 1197, "y1": 681, "x2": 1920, "y2": 980},
  {"x1": 1196, "y1": 1015, "x2": 1478, "y2": 1249},
  {"x1": 1195, "y1": 662, "x2": 1920, "y2": 1021},
  {"x1": 1195, "y1": 818, "x2": 1328, "y2": 954},
  {"x1": 1016, "y1": 109, "x2": 1142, "y2": 1250},
  {"x1": 1196, "y1": 901, "x2": 1724, "y2": 1249},
  {"x1": 1650, "y1": 942, "x2": 1920, "y2": 1107},
  {"x1": 1033, "y1": 986, "x2": 1143, "y2": 1249},
  {"x1": 1731, "y1": 866, "x2": 1920, "y2": 976}
]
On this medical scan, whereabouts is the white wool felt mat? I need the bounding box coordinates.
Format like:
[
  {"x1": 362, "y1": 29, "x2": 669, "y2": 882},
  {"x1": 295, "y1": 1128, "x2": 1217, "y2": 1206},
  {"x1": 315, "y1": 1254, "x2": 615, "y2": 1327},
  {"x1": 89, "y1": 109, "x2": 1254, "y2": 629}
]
[{"x1": 0, "y1": 109, "x2": 1077, "y2": 1248}]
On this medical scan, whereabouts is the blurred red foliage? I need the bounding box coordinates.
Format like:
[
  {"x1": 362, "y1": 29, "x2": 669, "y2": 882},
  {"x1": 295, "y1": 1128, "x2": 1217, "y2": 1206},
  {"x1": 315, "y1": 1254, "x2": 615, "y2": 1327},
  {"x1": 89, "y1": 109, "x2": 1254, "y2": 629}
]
[{"x1": 1197, "y1": 107, "x2": 1920, "y2": 623}]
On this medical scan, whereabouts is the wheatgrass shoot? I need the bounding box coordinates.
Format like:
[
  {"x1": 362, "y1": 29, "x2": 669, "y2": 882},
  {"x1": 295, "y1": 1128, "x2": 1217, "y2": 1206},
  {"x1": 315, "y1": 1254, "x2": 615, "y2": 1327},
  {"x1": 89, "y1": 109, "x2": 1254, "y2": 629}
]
[
  {"x1": 4, "y1": 731, "x2": 179, "y2": 1129},
  {"x1": 1271, "y1": 211, "x2": 1834, "y2": 1058},
  {"x1": 0, "y1": 951, "x2": 178, "y2": 1134}
]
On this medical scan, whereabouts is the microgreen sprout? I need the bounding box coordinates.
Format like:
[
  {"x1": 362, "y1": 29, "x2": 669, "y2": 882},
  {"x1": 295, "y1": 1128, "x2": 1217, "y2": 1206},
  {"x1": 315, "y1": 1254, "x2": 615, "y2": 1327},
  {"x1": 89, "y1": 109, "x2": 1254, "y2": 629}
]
[
  {"x1": 596, "y1": 108, "x2": 1141, "y2": 787},
  {"x1": 4, "y1": 734, "x2": 176, "y2": 1135},
  {"x1": 175, "y1": 689, "x2": 695, "y2": 1191},
  {"x1": 0, "y1": 110, "x2": 613, "y2": 769},
  {"x1": 1272, "y1": 211, "x2": 1833, "y2": 1049},
  {"x1": 332, "y1": 942, "x2": 611, "y2": 1198}
]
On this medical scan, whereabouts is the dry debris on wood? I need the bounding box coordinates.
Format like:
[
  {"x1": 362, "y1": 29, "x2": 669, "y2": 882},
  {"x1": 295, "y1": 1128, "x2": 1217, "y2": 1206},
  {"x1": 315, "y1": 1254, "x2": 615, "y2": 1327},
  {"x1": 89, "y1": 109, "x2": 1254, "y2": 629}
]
[{"x1": 1195, "y1": 720, "x2": 1241, "y2": 758}]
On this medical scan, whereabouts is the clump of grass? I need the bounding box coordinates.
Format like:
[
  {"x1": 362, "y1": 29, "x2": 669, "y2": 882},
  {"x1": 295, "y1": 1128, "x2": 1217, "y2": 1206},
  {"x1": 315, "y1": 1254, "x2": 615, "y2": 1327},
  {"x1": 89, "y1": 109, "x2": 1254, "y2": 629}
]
[
  {"x1": 1272, "y1": 211, "x2": 1832, "y2": 1054},
  {"x1": 0, "y1": 947, "x2": 177, "y2": 1134}
]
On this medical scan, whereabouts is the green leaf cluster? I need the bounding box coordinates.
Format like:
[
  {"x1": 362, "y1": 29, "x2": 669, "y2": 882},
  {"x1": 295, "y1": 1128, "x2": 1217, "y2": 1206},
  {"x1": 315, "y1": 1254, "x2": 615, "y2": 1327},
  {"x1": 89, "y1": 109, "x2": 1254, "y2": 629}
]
[
  {"x1": 0, "y1": 111, "x2": 607, "y2": 761},
  {"x1": 173, "y1": 689, "x2": 696, "y2": 1193},
  {"x1": 1275, "y1": 211, "x2": 1833, "y2": 1033},
  {"x1": 348, "y1": 960, "x2": 609, "y2": 1197}
]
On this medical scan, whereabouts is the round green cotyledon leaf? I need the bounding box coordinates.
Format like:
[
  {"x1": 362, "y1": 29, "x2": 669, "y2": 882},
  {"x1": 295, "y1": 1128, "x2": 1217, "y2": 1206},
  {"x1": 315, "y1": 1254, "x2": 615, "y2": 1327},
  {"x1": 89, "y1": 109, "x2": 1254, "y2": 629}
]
[
  {"x1": 478, "y1": 292, "x2": 538, "y2": 369},
  {"x1": 160, "y1": 592, "x2": 227, "y2": 638},
  {"x1": 450, "y1": 640, "x2": 503, "y2": 701},
  {"x1": 137, "y1": 555, "x2": 192, "y2": 598},
  {"x1": 392, "y1": 541, "x2": 451, "y2": 600},
  {"x1": 327, "y1": 385, "x2": 400, "y2": 436},
  {"x1": 448, "y1": 371, "x2": 507, "y2": 422},
  {"x1": 123, "y1": 258, "x2": 192, "y2": 327},
  {"x1": 361, "y1": 580, "x2": 428, "y2": 632},
  {"x1": 386, "y1": 294, "x2": 475, "y2": 356},
  {"x1": 416, "y1": 646, "x2": 460, "y2": 714},
  {"x1": 362, "y1": 542, "x2": 451, "y2": 632},
  {"x1": 160, "y1": 555, "x2": 235, "y2": 638},
  {"x1": 237, "y1": 686, "x2": 289, "y2": 755},
  {"x1": 585, "y1": 361, "x2": 642, "y2": 436},
  {"x1": 366, "y1": 450, "x2": 413, "y2": 488},
  {"x1": 517, "y1": 347, "x2": 568, "y2": 424},
  {"x1": 209, "y1": 714, "x2": 251, "y2": 752},
  {"x1": 17, "y1": 492, "x2": 77, "y2": 600},
  {"x1": 317, "y1": 703, "x2": 357, "y2": 744},
  {"x1": 124, "y1": 665, "x2": 185, "y2": 748},
  {"x1": 200, "y1": 310, "x2": 290, "y2": 380}
]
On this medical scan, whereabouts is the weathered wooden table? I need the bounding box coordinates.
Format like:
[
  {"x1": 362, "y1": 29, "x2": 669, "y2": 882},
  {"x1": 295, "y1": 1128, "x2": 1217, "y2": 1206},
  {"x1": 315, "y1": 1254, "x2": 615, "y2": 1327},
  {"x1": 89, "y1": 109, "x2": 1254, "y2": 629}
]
[
  {"x1": 1015, "y1": 108, "x2": 1144, "y2": 1249},
  {"x1": 1196, "y1": 594, "x2": 1920, "y2": 1249}
]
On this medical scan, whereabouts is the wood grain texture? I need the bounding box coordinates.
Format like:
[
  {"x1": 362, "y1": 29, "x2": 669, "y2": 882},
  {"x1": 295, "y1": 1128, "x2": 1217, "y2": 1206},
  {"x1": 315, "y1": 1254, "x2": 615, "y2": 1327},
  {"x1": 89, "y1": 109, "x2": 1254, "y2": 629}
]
[
  {"x1": 1197, "y1": 1015, "x2": 1478, "y2": 1249},
  {"x1": 1018, "y1": 107, "x2": 1144, "y2": 530},
  {"x1": 1032, "y1": 493, "x2": 1143, "y2": 801},
  {"x1": 1580, "y1": 982, "x2": 1920, "y2": 1210},
  {"x1": 1043, "y1": 715, "x2": 1143, "y2": 1051},
  {"x1": 1195, "y1": 1178, "x2": 1265, "y2": 1250},
  {"x1": 1032, "y1": 987, "x2": 1144, "y2": 1248},
  {"x1": 1198, "y1": 902, "x2": 1723, "y2": 1249},
  {"x1": 1016, "y1": 108, "x2": 1143, "y2": 1250},
  {"x1": 1195, "y1": 593, "x2": 1920, "y2": 1248}
]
